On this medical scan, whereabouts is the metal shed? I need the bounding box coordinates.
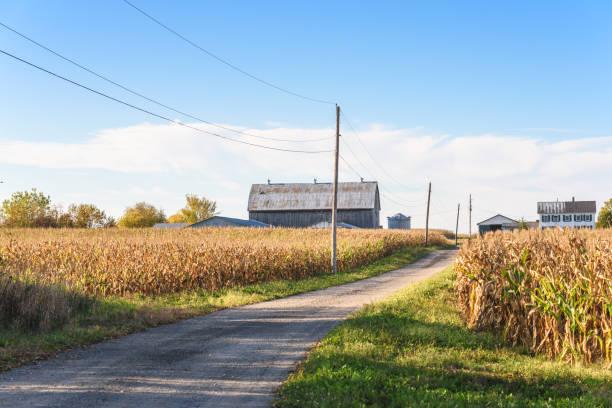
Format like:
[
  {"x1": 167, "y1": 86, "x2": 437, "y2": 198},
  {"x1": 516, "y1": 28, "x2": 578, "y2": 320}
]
[
  {"x1": 309, "y1": 221, "x2": 359, "y2": 229},
  {"x1": 477, "y1": 214, "x2": 518, "y2": 235},
  {"x1": 248, "y1": 181, "x2": 381, "y2": 228},
  {"x1": 387, "y1": 213, "x2": 411, "y2": 229},
  {"x1": 190, "y1": 216, "x2": 269, "y2": 228}
]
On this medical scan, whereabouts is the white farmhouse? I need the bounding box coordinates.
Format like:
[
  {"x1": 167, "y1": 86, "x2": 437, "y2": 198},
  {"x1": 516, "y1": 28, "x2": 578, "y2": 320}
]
[{"x1": 537, "y1": 198, "x2": 596, "y2": 229}]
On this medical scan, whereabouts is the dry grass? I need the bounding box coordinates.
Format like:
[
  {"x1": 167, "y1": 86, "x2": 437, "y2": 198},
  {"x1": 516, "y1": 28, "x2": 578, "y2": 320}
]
[
  {"x1": 0, "y1": 276, "x2": 91, "y2": 331},
  {"x1": 455, "y1": 229, "x2": 612, "y2": 367},
  {"x1": 0, "y1": 228, "x2": 447, "y2": 298}
]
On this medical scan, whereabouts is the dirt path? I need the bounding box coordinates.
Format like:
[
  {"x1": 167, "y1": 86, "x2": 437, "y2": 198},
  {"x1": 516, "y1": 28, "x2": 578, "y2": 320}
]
[{"x1": 0, "y1": 249, "x2": 456, "y2": 408}]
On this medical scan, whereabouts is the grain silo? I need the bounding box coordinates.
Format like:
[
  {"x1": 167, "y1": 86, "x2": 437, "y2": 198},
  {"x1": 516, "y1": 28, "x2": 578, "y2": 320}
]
[{"x1": 387, "y1": 213, "x2": 411, "y2": 229}]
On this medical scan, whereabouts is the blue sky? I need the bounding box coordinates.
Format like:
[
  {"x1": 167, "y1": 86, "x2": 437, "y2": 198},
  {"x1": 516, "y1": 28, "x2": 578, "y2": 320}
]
[{"x1": 0, "y1": 1, "x2": 611, "y2": 230}]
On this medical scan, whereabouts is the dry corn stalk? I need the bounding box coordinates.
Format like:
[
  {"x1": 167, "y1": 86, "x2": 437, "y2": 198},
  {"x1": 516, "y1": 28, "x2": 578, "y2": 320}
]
[
  {"x1": 455, "y1": 229, "x2": 612, "y2": 366},
  {"x1": 0, "y1": 228, "x2": 447, "y2": 297}
]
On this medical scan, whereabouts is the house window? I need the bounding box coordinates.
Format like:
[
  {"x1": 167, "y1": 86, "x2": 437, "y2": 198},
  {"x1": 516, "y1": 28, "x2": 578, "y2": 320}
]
[
  {"x1": 563, "y1": 215, "x2": 572, "y2": 222},
  {"x1": 585, "y1": 214, "x2": 592, "y2": 222},
  {"x1": 542, "y1": 215, "x2": 550, "y2": 222},
  {"x1": 551, "y1": 215, "x2": 560, "y2": 222},
  {"x1": 574, "y1": 214, "x2": 581, "y2": 222}
]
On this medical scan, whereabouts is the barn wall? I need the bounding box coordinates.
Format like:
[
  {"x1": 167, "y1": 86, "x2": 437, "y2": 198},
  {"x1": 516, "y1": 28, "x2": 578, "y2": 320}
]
[{"x1": 249, "y1": 209, "x2": 379, "y2": 228}]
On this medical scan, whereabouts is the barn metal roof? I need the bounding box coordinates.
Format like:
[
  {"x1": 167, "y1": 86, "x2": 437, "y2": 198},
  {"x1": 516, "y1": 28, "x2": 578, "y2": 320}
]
[
  {"x1": 248, "y1": 182, "x2": 380, "y2": 212},
  {"x1": 537, "y1": 200, "x2": 596, "y2": 214}
]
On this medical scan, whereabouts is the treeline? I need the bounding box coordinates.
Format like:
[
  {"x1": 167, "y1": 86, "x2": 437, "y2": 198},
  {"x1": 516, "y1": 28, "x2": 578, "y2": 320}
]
[{"x1": 0, "y1": 189, "x2": 217, "y2": 228}]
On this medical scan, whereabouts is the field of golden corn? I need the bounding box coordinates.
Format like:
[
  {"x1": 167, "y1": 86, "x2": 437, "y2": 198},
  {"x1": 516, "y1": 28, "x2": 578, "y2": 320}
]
[
  {"x1": 455, "y1": 229, "x2": 612, "y2": 367},
  {"x1": 0, "y1": 228, "x2": 446, "y2": 297}
]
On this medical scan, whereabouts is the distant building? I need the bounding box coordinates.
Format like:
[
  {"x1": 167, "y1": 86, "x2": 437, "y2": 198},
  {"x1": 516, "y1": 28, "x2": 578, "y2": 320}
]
[
  {"x1": 248, "y1": 181, "x2": 381, "y2": 228},
  {"x1": 190, "y1": 216, "x2": 269, "y2": 228},
  {"x1": 537, "y1": 198, "x2": 596, "y2": 229},
  {"x1": 153, "y1": 223, "x2": 189, "y2": 229},
  {"x1": 387, "y1": 213, "x2": 411, "y2": 229},
  {"x1": 477, "y1": 214, "x2": 519, "y2": 235},
  {"x1": 309, "y1": 221, "x2": 359, "y2": 229}
]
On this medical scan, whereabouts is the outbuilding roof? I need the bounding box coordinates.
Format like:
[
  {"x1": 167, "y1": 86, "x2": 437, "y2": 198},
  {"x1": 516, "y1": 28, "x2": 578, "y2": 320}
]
[
  {"x1": 477, "y1": 214, "x2": 518, "y2": 226},
  {"x1": 190, "y1": 216, "x2": 269, "y2": 228},
  {"x1": 248, "y1": 182, "x2": 380, "y2": 212},
  {"x1": 537, "y1": 200, "x2": 596, "y2": 214},
  {"x1": 152, "y1": 222, "x2": 190, "y2": 229},
  {"x1": 309, "y1": 221, "x2": 359, "y2": 229}
]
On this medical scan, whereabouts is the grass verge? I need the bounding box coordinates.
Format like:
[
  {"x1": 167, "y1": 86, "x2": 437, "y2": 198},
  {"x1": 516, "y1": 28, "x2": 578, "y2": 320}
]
[
  {"x1": 0, "y1": 245, "x2": 439, "y2": 372},
  {"x1": 275, "y1": 267, "x2": 612, "y2": 407}
]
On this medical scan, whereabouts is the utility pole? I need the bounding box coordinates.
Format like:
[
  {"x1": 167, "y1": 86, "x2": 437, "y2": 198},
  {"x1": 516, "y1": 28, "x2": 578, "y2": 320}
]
[
  {"x1": 331, "y1": 104, "x2": 340, "y2": 273},
  {"x1": 455, "y1": 203, "x2": 460, "y2": 246},
  {"x1": 425, "y1": 181, "x2": 431, "y2": 246},
  {"x1": 468, "y1": 194, "x2": 472, "y2": 239}
]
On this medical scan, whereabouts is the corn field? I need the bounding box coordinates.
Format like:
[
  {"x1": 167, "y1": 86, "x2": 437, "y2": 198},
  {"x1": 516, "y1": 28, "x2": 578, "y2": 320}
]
[
  {"x1": 0, "y1": 228, "x2": 446, "y2": 297},
  {"x1": 455, "y1": 229, "x2": 612, "y2": 366}
]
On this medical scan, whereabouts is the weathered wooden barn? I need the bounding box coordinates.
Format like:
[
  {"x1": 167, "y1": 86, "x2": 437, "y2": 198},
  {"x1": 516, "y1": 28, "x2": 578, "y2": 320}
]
[{"x1": 248, "y1": 181, "x2": 380, "y2": 228}]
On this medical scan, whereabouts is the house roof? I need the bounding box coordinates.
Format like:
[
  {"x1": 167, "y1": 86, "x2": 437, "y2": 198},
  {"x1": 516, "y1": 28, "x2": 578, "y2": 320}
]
[
  {"x1": 477, "y1": 214, "x2": 519, "y2": 226},
  {"x1": 537, "y1": 201, "x2": 596, "y2": 214},
  {"x1": 152, "y1": 223, "x2": 190, "y2": 229},
  {"x1": 190, "y1": 216, "x2": 269, "y2": 228},
  {"x1": 248, "y1": 182, "x2": 380, "y2": 212},
  {"x1": 387, "y1": 213, "x2": 410, "y2": 220}
]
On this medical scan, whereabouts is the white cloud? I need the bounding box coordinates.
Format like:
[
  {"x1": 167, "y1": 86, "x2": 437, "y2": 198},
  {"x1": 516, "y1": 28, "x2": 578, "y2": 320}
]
[{"x1": 0, "y1": 122, "x2": 610, "y2": 231}]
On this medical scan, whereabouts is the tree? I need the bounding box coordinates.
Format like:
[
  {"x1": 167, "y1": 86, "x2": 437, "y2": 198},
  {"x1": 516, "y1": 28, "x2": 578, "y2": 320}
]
[
  {"x1": 596, "y1": 198, "x2": 612, "y2": 229},
  {"x1": 66, "y1": 204, "x2": 111, "y2": 228},
  {"x1": 169, "y1": 194, "x2": 218, "y2": 224},
  {"x1": 517, "y1": 218, "x2": 530, "y2": 230},
  {"x1": 117, "y1": 202, "x2": 166, "y2": 228},
  {"x1": 0, "y1": 189, "x2": 54, "y2": 227}
]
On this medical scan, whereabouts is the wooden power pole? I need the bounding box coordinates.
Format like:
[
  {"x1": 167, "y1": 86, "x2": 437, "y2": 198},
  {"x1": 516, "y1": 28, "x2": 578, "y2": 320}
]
[
  {"x1": 331, "y1": 104, "x2": 340, "y2": 273},
  {"x1": 425, "y1": 182, "x2": 431, "y2": 246},
  {"x1": 468, "y1": 194, "x2": 472, "y2": 239},
  {"x1": 455, "y1": 203, "x2": 460, "y2": 246}
]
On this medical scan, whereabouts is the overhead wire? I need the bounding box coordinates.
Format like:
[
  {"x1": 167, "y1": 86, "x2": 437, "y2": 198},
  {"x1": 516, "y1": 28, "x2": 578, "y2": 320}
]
[
  {"x1": 121, "y1": 0, "x2": 336, "y2": 105},
  {"x1": 0, "y1": 20, "x2": 331, "y2": 144},
  {"x1": 340, "y1": 138, "x2": 426, "y2": 208},
  {"x1": 0, "y1": 48, "x2": 332, "y2": 154},
  {"x1": 341, "y1": 110, "x2": 425, "y2": 198}
]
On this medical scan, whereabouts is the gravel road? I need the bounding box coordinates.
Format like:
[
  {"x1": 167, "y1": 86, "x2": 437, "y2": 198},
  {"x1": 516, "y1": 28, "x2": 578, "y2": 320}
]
[{"x1": 0, "y1": 249, "x2": 456, "y2": 408}]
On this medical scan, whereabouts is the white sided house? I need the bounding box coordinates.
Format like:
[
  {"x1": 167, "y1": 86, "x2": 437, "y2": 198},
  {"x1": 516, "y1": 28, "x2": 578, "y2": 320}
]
[{"x1": 537, "y1": 198, "x2": 596, "y2": 229}]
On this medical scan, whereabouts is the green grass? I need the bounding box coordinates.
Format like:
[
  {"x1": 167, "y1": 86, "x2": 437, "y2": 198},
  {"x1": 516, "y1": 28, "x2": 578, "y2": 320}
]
[
  {"x1": 0, "y1": 245, "x2": 438, "y2": 372},
  {"x1": 276, "y1": 267, "x2": 612, "y2": 408}
]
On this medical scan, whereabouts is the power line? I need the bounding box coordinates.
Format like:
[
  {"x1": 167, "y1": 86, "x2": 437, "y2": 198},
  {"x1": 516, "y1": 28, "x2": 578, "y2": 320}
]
[
  {"x1": 340, "y1": 136, "x2": 426, "y2": 205},
  {"x1": 341, "y1": 110, "x2": 423, "y2": 195},
  {"x1": 0, "y1": 21, "x2": 331, "y2": 145},
  {"x1": 0, "y1": 48, "x2": 332, "y2": 155},
  {"x1": 338, "y1": 154, "x2": 362, "y2": 179},
  {"x1": 339, "y1": 154, "x2": 426, "y2": 213},
  {"x1": 121, "y1": 0, "x2": 336, "y2": 105},
  {"x1": 341, "y1": 155, "x2": 449, "y2": 222}
]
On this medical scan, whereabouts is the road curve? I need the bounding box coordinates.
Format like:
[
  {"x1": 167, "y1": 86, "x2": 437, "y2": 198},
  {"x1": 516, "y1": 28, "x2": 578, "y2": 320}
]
[{"x1": 0, "y1": 249, "x2": 456, "y2": 408}]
